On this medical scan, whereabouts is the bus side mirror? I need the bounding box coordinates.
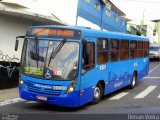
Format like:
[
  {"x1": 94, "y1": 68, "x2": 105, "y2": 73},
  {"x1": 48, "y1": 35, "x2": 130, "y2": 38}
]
[
  {"x1": 15, "y1": 36, "x2": 25, "y2": 51},
  {"x1": 15, "y1": 39, "x2": 19, "y2": 51}
]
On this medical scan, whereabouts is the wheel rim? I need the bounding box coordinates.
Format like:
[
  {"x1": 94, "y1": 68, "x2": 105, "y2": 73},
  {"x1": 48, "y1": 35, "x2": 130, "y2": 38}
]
[
  {"x1": 94, "y1": 87, "x2": 100, "y2": 99},
  {"x1": 132, "y1": 75, "x2": 136, "y2": 86}
]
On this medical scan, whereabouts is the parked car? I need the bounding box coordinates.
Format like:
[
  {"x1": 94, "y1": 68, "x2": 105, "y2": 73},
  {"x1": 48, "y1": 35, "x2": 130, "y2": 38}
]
[{"x1": 149, "y1": 44, "x2": 160, "y2": 60}]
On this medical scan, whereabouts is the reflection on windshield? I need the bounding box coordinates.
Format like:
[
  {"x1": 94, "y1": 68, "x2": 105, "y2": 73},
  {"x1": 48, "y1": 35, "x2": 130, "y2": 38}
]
[{"x1": 21, "y1": 39, "x2": 79, "y2": 80}]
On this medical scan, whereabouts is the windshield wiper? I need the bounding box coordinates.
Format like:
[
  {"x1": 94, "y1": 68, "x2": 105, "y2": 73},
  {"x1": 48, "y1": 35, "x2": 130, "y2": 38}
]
[
  {"x1": 47, "y1": 38, "x2": 67, "y2": 67},
  {"x1": 34, "y1": 36, "x2": 39, "y2": 68}
]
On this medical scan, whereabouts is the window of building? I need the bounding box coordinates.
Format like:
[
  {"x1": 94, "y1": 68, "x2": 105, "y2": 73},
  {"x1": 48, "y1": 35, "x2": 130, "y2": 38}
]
[
  {"x1": 82, "y1": 42, "x2": 95, "y2": 73},
  {"x1": 130, "y1": 41, "x2": 137, "y2": 59},
  {"x1": 94, "y1": 2, "x2": 100, "y2": 10},
  {"x1": 137, "y1": 41, "x2": 143, "y2": 58},
  {"x1": 114, "y1": 15, "x2": 118, "y2": 22},
  {"x1": 110, "y1": 39, "x2": 119, "y2": 62},
  {"x1": 120, "y1": 40, "x2": 129, "y2": 60},
  {"x1": 143, "y1": 42, "x2": 149, "y2": 57},
  {"x1": 84, "y1": 0, "x2": 90, "y2": 3},
  {"x1": 97, "y1": 38, "x2": 109, "y2": 64},
  {"x1": 106, "y1": 2, "x2": 111, "y2": 10},
  {"x1": 106, "y1": 9, "x2": 110, "y2": 17},
  {"x1": 121, "y1": 20, "x2": 125, "y2": 26}
]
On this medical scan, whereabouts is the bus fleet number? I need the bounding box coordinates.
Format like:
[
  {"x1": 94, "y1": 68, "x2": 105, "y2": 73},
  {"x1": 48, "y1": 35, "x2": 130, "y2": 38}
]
[{"x1": 99, "y1": 65, "x2": 106, "y2": 71}]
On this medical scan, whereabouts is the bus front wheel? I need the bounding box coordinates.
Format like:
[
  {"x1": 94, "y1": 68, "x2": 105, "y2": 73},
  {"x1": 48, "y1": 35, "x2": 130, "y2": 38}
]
[
  {"x1": 92, "y1": 83, "x2": 103, "y2": 104},
  {"x1": 129, "y1": 72, "x2": 137, "y2": 89}
]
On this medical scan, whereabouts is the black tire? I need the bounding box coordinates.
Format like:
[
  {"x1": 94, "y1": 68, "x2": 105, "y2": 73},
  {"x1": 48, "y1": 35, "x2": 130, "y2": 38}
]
[
  {"x1": 129, "y1": 72, "x2": 137, "y2": 89},
  {"x1": 91, "y1": 83, "x2": 103, "y2": 104}
]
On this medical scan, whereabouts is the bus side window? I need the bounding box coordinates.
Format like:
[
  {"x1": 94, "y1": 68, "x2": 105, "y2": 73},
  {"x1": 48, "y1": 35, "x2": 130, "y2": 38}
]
[
  {"x1": 110, "y1": 39, "x2": 119, "y2": 62},
  {"x1": 130, "y1": 41, "x2": 137, "y2": 59},
  {"x1": 97, "y1": 38, "x2": 109, "y2": 64},
  {"x1": 143, "y1": 42, "x2": 149, "y2": 57},
  {"x1": 82, "y1": 42, "x2": 95, "y2": 74}
]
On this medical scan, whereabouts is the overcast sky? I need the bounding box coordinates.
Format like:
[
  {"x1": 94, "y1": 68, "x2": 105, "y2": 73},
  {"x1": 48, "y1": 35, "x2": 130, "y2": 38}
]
[
  {"x1": 111, "y1": 0, "x2": 160, "y2": 21},
  {"x1": 32, "y1": 0, "x2": 160, "y2": 19},
  {"x1": 26, "y1": 0, "x2": 160, "y2": 26}
]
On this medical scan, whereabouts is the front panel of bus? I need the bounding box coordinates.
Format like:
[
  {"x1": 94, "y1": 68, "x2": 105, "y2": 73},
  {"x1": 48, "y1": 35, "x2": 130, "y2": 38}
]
[{"x1": 19, "y1": 27, "x2": 83, "y2": 107}]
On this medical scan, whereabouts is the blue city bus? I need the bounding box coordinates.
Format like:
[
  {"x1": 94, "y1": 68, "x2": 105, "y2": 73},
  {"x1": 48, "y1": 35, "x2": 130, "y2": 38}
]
[{"x1": 16, "y1": 25, "x2": 149, "y2": 107}]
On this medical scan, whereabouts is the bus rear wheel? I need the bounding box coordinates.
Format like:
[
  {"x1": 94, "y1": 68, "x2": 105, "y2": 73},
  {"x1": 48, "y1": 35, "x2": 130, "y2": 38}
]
[
  {"x1": 92, "y1": 83, "x2": 103, "y2": 104},
  {"x1": 129, "y1": 72, "x2": 137, "y2": 89}
]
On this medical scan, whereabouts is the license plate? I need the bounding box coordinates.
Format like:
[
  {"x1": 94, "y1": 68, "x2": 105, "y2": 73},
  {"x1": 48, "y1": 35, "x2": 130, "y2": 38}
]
[{"x1": 36, "y1": 96, "x2": 47, "y2": 101}]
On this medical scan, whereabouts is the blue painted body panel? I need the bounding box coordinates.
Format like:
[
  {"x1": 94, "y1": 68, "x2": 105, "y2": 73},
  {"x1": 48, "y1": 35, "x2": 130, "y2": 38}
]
[
  {"x1": 19, "y1": 85, "x2": 80, "y2": 107},
  {"x1": 19, "y1": 25, "x2": 149, "y2": 107}
]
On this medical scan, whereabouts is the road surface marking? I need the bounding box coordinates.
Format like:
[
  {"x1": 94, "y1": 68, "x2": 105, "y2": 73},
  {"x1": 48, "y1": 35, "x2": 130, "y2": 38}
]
[
  {"x1": 0, "y1": 98, "x2": 25, "y2": 106},
  {"x1": 109, "y1": 92, "x2": 129, "y2": 100},
  {"x1": 144, "y1": 77, "x2": 160, "y2": 79},
  {"x1": 157, "y1": 95, "x2": 160, "y2": 98},
  {"x1": 25, "y1": 101, "x2": 37, "y2": 104},
  {"x1": 149, "y1": 64, "x2": 160, "y2": 73},
  {"x1": 134, "y1": 86, "x2": 157, "y2": 99}
]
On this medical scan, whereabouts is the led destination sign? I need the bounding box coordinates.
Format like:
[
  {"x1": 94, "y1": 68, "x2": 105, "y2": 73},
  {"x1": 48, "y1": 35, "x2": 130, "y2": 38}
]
[{"x1": 26, "y1": 28, "x2": 81, "y2": 39}]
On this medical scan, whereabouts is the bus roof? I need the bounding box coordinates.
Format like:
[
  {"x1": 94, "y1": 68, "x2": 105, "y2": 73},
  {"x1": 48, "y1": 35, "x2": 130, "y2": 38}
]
[{"x1": 28, "y1": 25, "x2": 149, "y2": 42}]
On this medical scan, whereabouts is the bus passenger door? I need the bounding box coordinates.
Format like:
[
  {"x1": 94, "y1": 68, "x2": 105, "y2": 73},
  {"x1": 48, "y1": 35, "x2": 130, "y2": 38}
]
[{"x1": 79, "y1": 39, "x2": 97, "y2": 106}]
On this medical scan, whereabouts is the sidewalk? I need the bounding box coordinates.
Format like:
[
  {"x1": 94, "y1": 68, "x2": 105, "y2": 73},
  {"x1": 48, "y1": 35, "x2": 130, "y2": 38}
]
[{"x1": 0, "y1": 87, "x2": 19, "y2": 102}]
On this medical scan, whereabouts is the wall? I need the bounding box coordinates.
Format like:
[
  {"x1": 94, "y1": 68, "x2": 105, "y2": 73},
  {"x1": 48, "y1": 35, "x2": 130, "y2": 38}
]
[{"x1": 0, "y1": 14, "x2": 41, "y2": 89}]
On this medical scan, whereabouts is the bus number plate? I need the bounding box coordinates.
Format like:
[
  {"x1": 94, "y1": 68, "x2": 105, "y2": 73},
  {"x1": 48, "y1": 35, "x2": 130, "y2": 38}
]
[{"x1": 36, "y1": 96, "x2": 47, "y2": 101}]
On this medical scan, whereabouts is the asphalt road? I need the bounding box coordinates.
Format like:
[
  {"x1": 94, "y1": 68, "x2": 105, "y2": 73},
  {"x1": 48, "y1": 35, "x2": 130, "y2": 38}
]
[{"x1": 0, "y1": 60, "x2": 160, "y2": 120}]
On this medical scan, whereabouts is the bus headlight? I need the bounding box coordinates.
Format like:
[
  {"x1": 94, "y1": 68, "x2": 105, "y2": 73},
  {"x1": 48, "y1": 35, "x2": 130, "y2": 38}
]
[
  {"x1": 19, "y1": 73, "x2": 23, "y2": 85},
  {"x1": 67, "y1": 80, "x2": 77, "y2": 93},
  {"x1": 19, "y1": 80, "x2": 23, "y2": 85},
  {"x1": 67, "y1": 86, "x2": 74, "y2": 93}
]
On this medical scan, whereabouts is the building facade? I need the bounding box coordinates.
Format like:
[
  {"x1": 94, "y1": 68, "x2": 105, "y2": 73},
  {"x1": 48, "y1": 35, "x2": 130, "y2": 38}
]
[{"x1": 127, "y1": 21, "x2": 159, "y2": 44}]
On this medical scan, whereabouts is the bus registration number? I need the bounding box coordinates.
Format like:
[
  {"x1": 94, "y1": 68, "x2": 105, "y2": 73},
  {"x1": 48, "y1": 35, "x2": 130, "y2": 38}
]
[{"x1": 36, "y1": 96, "x2": 47, "y2": 101}]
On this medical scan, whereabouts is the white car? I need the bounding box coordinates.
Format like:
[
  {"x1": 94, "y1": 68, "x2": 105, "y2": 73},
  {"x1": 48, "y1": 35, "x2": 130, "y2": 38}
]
[{"x1": 149, "y1": 44, "x2": 160, "y2": 60}]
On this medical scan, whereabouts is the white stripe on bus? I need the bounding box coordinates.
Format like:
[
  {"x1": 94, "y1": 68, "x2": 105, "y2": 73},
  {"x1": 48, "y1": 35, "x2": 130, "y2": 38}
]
[
  {"x1": 109, "y1": 92, "x2": 129, "y2": 100},
  {"x1": 134, "y1": 86, "x2": 157, "y2": 99}
]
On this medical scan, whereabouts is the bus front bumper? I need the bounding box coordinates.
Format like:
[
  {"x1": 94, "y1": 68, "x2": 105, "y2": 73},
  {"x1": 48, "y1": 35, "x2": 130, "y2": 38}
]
[{"x1": 19, "y1": 85, "x2": 80, "y2": 107}]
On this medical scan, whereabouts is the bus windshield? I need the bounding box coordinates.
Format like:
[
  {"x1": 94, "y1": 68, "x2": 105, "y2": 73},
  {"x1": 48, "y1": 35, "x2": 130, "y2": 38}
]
[{"x1": 21, "y1": 39, "x2": 79, "y2": 80}]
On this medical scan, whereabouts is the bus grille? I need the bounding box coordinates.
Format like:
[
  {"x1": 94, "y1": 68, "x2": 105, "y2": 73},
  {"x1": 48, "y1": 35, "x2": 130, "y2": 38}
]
[{"x1": 24, "y1": 81, "x2": 62, "y2": 95}]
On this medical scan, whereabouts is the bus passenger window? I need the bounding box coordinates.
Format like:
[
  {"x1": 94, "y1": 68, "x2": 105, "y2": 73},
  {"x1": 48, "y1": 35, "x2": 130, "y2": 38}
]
[
  {"x1": 120, "y1": 40, "x2": 129, "y2": 60},
  {"x1": 82, "y1": 42, "x2": 95, "y2": 73},
  {"x1": 137, "y1": 41, "x2": 143, "y2": 58},
  {"x1": 97, "y1": 38, "x2": 109, "y2": 64},
  {"x1": 130, "y1": 41, "x2": 137, "y2": 59},
  {"x1": 143, "y1": 42, "x2": 149, "y2": 57},
  {"x1": 110, "y1": 39, "x2": 119, "y2": 62}
]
